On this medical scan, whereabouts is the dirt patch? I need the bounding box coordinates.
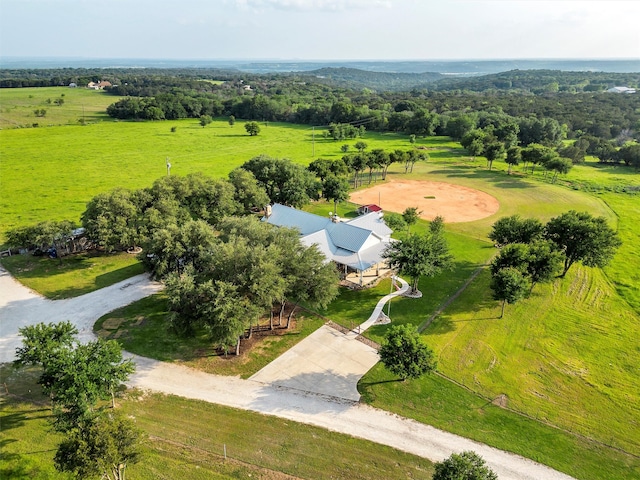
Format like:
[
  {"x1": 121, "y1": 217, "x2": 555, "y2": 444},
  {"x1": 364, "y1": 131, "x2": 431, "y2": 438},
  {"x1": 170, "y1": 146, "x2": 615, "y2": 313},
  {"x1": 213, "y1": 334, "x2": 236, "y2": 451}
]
[
  {"x1": 102, "y1": 317, "x2": 125, "y2": 330},
  {"x1": 349, "y1": 179, "x2": 500, "y2": 223}
]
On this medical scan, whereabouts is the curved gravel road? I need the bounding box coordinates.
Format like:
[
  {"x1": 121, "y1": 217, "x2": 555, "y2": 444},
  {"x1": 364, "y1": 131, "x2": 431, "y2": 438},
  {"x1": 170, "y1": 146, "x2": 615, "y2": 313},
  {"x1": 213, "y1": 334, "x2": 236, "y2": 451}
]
[{"x1": 0, "y1": 266, "x2": 575, "y2": 480}]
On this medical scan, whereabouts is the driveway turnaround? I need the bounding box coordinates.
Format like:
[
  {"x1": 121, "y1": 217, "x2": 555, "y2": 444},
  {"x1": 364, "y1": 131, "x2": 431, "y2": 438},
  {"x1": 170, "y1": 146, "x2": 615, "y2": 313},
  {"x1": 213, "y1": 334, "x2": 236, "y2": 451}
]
[
  {"x1": 0, "y1": 266, "x2": 163, "y2": 363},
  {"x1": 0, "y1": 267, "x2": 576, "y2": 480}
]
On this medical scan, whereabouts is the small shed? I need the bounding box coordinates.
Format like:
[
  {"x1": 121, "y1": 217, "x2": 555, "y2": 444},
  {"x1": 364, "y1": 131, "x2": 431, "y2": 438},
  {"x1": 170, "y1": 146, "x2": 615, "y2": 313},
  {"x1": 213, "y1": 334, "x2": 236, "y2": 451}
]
[{"x1": 357, "y1": 204, "x2": 382, "y2": 215}]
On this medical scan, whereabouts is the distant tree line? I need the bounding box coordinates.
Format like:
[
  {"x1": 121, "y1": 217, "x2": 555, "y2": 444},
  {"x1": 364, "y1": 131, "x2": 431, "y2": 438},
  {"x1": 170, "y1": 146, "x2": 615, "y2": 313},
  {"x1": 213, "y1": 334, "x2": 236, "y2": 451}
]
[{"x1": 2, "y1": 67, "x2": 638, "y2": 163}]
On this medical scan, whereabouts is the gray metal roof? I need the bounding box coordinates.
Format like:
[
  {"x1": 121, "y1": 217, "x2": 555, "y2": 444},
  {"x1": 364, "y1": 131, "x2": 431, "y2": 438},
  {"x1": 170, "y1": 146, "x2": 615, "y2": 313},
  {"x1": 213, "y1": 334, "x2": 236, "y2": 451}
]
[
  {"x1": 264, "y1": 203, "x2": 392, "y2": 271},
  {"x1": 345, "y1": 212, "x2": 392, "y2": 239},
  {"x1": 264, "y1": 204, "x2": 331, "y2": 235}
]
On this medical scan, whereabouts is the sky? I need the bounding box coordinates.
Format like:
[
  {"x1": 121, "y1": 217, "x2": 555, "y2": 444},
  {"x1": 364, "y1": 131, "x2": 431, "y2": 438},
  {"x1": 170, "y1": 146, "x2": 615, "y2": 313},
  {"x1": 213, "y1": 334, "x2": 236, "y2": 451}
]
[{"x1": 1, "y1": 0, "x2": 639, "y2": 61}]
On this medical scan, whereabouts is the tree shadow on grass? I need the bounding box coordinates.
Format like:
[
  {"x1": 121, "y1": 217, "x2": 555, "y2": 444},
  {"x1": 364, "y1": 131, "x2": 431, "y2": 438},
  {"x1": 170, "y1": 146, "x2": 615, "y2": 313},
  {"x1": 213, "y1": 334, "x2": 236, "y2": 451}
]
[{"x1": 428, "y1": 167, "x2": 535, "y2": 189}]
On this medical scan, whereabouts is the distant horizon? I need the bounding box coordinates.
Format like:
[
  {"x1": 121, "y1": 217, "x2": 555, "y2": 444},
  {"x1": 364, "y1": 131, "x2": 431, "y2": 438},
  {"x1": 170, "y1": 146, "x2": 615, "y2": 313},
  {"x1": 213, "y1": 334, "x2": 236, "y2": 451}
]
[
  {"x1": 2, "y1": 56, "x2": 640, "y2": 62},
  {"x1": 2, "y1": 57, "x2": 639, "y2": 76}
]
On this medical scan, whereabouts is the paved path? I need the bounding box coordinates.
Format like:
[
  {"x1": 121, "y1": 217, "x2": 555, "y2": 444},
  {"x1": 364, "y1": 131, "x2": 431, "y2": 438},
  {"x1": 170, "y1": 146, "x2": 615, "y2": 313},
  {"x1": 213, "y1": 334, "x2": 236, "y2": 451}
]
[{"x1": 0, "y1": 267, "x2": 576, "y2": 479}]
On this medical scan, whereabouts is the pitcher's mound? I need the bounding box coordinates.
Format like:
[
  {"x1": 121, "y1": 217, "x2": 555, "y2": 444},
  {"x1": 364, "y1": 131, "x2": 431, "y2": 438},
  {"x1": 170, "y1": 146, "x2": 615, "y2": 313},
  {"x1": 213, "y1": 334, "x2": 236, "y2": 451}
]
[{"x1": 350, "y1": 179, "x2": 499, "y2": 223}]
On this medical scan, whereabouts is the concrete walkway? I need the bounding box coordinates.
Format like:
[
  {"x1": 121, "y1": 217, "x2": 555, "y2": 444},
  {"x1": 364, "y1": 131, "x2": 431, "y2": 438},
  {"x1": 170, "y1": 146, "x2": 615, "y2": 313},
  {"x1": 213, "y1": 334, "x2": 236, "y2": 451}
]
[{"x1": 0, "y1": 267, "x2": 576, "y2": 479}]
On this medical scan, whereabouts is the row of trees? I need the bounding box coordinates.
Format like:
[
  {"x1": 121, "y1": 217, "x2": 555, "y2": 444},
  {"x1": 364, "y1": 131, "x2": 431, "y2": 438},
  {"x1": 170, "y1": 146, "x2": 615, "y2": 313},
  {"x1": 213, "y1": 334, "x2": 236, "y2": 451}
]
[
  {"x1": 488, "y1": 211, "x2": 621, "y2": 316},
  {"x1": 3, "y1": 65, "x2": 638, "y2": 143}
]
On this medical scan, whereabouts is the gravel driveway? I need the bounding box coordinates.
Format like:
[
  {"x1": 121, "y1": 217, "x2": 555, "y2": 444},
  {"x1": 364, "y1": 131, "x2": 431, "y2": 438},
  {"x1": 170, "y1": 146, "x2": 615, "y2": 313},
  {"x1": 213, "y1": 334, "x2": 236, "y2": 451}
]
[{"x1": 0, "y1": 265, "x2": 575, "y2": 480}]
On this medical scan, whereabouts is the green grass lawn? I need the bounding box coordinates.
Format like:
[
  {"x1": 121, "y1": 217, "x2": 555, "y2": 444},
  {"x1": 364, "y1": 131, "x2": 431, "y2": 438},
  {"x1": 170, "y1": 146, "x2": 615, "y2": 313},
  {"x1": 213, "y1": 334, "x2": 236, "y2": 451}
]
[
  {"x1": 421, "y1": 265, "x2": 640, "y2": 454},
  {"x1": 0, "y1": 251, "x2": 144, "y2": 299},
  {"x1": 0, "y1": 366, "x2": 434, "y2": 480},
  {"x1": 359, "y1": 365, "x2": 639, "y2": 480},
  {"x1": 0, "y1": 86, "x2": 119, "y2": 129},
  {"x1": 94, "y1": 294, "x2": 326, "y2": 378},
  {"x1": 2, "y1": 92, "x2": 639, "y2": 478},
  {"x1": 0, "y1": 118, "x2": 414, "y2": 238}
]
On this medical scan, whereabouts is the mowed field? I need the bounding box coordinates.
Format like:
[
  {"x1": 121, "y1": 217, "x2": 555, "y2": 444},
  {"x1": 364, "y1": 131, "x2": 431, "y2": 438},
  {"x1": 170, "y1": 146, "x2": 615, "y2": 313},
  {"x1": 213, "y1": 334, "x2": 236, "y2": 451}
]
[
  {"x1": 0, "y1": 86, "x2": 117, "y2": 128},
  {"x1": 0, "y1": 116, "x2": 417, "y2": 237},
  {"x1": 1, "y1": 93, "x2": 640, "y2": 479}
]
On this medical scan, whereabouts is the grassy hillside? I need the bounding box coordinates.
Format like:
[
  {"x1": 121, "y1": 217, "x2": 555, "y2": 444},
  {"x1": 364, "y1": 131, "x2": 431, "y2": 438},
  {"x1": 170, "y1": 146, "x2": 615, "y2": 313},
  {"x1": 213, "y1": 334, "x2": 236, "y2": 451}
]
[
  {"x1": 0, "y1": 118, "x2": 417, "y2": 238},
  {"x1": 0, "y1": 86, "x2": 118, "y2": 128}
]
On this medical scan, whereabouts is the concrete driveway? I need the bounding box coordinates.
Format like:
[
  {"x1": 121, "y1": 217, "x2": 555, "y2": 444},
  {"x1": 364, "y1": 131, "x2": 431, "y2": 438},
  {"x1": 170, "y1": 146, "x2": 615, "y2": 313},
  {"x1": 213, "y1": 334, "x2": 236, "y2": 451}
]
[{"x1": 249, "y1": 325, "x2": 379, "y2": 401}]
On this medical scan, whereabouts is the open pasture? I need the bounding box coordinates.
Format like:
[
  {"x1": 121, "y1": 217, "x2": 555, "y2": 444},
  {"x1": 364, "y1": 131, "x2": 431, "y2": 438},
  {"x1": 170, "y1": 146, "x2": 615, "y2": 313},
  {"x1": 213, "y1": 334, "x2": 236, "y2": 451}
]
[
  {"x1": 0, "y1": 366, "x2": 435, "y2": 480},
  {"x1": 0, "y1": 86, "x2": 118, "y2": 128},
  {"x1": 1, "y1": 101, "x2": 639, "y2": 479},
  {"x1": 0, "y1": 117, "x2": 416, "y2": 238}
]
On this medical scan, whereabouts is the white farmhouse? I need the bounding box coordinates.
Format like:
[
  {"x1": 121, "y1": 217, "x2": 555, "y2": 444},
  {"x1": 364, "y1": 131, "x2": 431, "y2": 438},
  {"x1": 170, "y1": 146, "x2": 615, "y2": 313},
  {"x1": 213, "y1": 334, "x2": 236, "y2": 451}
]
[{"x1": 263, "y1": 203, "x2": 393, "y2": 286}]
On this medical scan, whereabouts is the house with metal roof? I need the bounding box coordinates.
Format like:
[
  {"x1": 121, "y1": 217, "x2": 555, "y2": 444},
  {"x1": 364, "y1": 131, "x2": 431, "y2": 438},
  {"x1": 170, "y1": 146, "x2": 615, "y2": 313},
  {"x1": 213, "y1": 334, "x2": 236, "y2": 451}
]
[{"x1": 263, "y1": 203, "x2": 393, "y2": 286}]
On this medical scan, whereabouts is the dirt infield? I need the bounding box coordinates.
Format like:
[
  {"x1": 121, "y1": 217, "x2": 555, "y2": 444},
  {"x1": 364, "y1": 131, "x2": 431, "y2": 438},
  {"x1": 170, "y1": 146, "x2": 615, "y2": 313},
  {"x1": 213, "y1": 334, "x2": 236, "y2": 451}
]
[{"x1": 349, "y1": 179, "x2": 500, "y2": 223}]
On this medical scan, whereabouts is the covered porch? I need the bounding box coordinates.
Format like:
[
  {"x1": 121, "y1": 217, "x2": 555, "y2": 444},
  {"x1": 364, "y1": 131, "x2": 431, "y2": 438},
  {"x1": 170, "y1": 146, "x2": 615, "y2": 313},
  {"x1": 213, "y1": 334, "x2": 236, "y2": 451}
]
[{"x1": 341, "y1": 261, "x2": 394, "y2": 288}]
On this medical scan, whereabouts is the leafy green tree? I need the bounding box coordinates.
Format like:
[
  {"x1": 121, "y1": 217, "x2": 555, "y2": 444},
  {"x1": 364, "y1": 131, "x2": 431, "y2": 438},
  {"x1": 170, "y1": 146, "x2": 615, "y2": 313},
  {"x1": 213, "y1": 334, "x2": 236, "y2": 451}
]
[
  {"x1": 54, "y1": 412, "x2": 143, "y2": 480},
  {"x1": 82, "y1": 188, "x2": 142, "y2": 252},
  {"x1": 491, "y1": 266, "x2": 531, "y2": 318},
  {"x1": 545, "y1": 156, "x2": 573, "y2": 183},
  {"x1": 402, "y1": 206, "x2": 422, "y2": 233},
  {"x1": 488, "y1": 215, "x2": 543, "y2": 246},
  {"x1": 383, "y1": 212, "x2": 407, "y2": 232},
  {"x1": 165, "y1": 268, "x2": 259, "y2": 351},
  {"x1": 245, "y1": 121, "x2": 261, "y2": 136},
  {"x1": 432, "y1": 451, "x2": 498, "y2": 480},
  {"x1": 446, "y1": 114, "x2": 477, "y2": 140},
  {"x1": 383, "y1": 227, "x2": 453, "y2": 294},
  {"x1": 490, "y1": 241, "x2": 561, "y2": 292},
  {"x1": 141, "y1": 219, "x2": 218, "y2": 278},
  {"x1": 308, "y1": 158, "x2": 334, "y2": 182},
  {"x1": 14, "y1": 320, "x2": 77, "y2": 370},
  {"x1": 505, "y1": 146, "x2": 521, "y2": 174},
  {"x1": 228, "y1": 168, "x2": 270, "y2": 213},
  {"x1": 379, "y1": 324, "x2": 437, "y2": 381},
  {"x1": 483, "y1": 142, "x2": 505, "y2": 170},
  {"x1": 15, "y1": 322, "x2": 135, "y2": 430},
  {"x1": 354, "y1": 140, "x2": 368, "y2": 152},
  {"x1": 490, "y1": 243, "x2": 530, "y2": 276},
  {"x1": 280, "y1": 243, "x2": 340, "y2": 328},
  {"x1": 322, "y1": 174, "x2": 350, "y2": 215},
  {"x1": 341, "y1": 144, "x2": 350, "y2": 153},
  {"x1": 343, "y1": 153, "x2": 368, "y2": 189},
  {"x1": 228, "y1": 114, "x2": 235, "y2": 126},
  {"x1": 407, "y1": 150, "x2": 428, "y2": 173},
  {"x1": 199, "y1": 114, "x2": 212, "y2": 127},
  {"x1": 520, "y1": 143, "x2": 558, "y2": 174},
  {"x1": 461, "y1": 129, "x2": 486, "y2": 161},
  {"x1": 544, "y1": 210, "x2": 621, "y2": 277},
  {"x1": 364, "y1": 151, "x2": 381, "y2": 183},
  {"x1": 371, "y1": 148, "x2": 393, "y2": 180},
  {"x1": 328, "y1": 157, "x2": 350, "y2": 177},
  {"x1": 241, "y1": 155, "x2": 319, "y2": 208},
  {"x1": 525, "y1": 240, "x2": 563, "y2": 289},
  {"x1": 618, "y1": 143, "x2": 640, "y2": 169},
  {"x1": 6, "y1": 219, "x2": 77, "y2": 257}
]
